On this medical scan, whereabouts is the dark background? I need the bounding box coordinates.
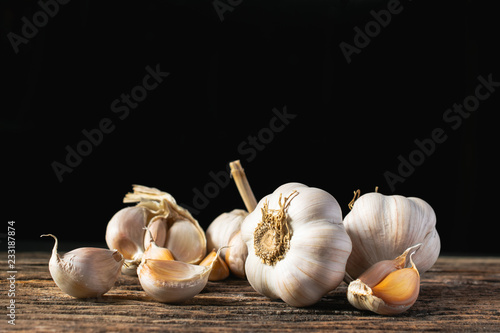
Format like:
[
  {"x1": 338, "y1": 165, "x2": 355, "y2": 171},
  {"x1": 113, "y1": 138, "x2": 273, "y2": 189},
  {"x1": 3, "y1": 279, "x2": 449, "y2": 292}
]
[{"x1": 1, "y1": 1, "x2": 498, "y2": 254}]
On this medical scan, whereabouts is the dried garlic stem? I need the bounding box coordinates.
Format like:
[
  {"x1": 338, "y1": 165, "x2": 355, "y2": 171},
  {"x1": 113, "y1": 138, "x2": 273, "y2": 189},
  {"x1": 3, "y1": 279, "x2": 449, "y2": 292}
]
[{"x1": 229, "y1": 160, "x2": 258, "y2": 213}]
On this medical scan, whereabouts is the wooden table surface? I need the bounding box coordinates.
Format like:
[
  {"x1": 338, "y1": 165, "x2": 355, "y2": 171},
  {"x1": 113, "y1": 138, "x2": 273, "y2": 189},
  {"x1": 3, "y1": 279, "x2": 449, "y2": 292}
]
[{"x1": 2, "y1": 252, "x2": 499, "y2": 332}]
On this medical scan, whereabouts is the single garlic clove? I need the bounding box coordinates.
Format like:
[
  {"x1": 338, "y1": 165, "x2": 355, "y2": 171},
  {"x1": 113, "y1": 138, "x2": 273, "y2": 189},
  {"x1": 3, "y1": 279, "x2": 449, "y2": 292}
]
[
  {"x1": 347, "y1": 244, "x2": 421, "y2": 315},
  {"x1": 137, "y1": 255, "x2": 217, "y2": 303},
  {"x1": 143, "y1": 227, "x2": 175, "y2": 261},
  {"x1": 41, "y1": 234, "x2": 124, "y2": 298},
  {"x1": 225, "y1": 230, "x2": 248, "y2": 279},
  {"x1": 206, "y1": 209, "x2": 248, "y2": 259},
  {"x1": 200, "y1": 249, "x2": 230, "y2": 281},
  {"x1": 165, "y1": 219, "x2": 206, "y2": 264},
  {"x1": 144, "y1": 217, "x2": 167, "y2": 251},
  {"x1": 105, "y1": 206, "x2": 149, "y2": 275}
]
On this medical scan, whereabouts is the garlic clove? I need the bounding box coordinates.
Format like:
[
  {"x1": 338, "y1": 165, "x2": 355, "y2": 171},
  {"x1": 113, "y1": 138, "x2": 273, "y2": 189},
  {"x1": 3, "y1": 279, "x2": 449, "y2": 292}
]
[
  {"x1": 105, "y1": 206, "x2": 149, "y2": 275},
  {"x1": 143, "y1": 216, "x2": 167, "y2": 251},
  {"x1": 137, "y1": 256, "x2": 216, "y2": 303},
  {"x1": 206, "y1": 209, "x2": 248, "y2": 259},
  {"x1": 41, "y1": 234, "x2": 124, "y2": 298},
  {"x1": 347, "y1": 245, "x2": 421, "y2": 315},
  {"x1": 143, "y1": 227, "x2": 175, "y2": 261},
  {"x1": 200, "y1": 249, "x2": 230, "y2": 281},
  {"x1": 225, "y1": 230, "x2": 248, "y2": 279},
  {"x1": 165, "y1": 219, "x2": 206, "y2": 264}
]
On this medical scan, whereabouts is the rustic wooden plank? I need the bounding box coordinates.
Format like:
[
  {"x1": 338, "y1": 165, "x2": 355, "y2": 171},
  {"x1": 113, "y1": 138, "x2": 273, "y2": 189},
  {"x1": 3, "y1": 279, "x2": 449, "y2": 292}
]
[{"x1": 2, "y1": 253, "x2": 499, "y2": 332}]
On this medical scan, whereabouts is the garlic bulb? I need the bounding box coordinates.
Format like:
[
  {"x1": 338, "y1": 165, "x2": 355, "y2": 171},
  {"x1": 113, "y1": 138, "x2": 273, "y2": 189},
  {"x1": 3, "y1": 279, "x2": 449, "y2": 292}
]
[
  {"x1": 347, "y1": 244, "x2": 421, "y2": 315},
  {"x1": 343, "y1": 191, "x2": 440, "y2": 280},
  {"x1": 241, "y1": 182, "x2": 352, "y2": 307},
  {"x1": 41, "y1": 234, "x2": 124, "y2": 298},
  {"x1": 206, "y1": 209, "x2": 248, "y2": 258},
  {"x1": 138, "y1": 249, "x2": 222, "y2": 303}
]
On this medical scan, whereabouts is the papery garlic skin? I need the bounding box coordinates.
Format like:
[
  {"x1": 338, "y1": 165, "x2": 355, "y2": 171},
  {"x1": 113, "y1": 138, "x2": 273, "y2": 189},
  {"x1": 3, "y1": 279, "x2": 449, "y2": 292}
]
[
  {"x1": 206, "y1": 209, "x2": 248, "y2": 258},
  {"x1": 42, "y1": 234, "x2": 124, "y2": 298},
  {"x1": 344, "y1": 192, "x2": 440, "y2": 279},
  {"x1": 241, "y1": 183, "x2": 352, "y2": 307}
]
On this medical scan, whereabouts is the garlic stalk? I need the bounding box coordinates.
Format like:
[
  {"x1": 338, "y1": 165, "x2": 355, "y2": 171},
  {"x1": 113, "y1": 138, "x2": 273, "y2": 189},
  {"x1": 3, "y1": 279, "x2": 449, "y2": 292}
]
[{"x1": 41, "y1": 234, "x2": 123, "y2": 298}]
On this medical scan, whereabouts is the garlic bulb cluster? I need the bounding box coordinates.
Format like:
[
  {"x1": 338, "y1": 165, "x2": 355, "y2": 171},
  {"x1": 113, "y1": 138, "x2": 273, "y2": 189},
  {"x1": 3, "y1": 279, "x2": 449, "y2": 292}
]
[
  {"x1": 347, "y1": 244, "x2": 421, "y2": 315},
  {"x1": 106, "y1": 185, "x2": 207, "y2": 275},
  {"x1": 241, "y1": 182, "x2": 352, "y2": 307},
  {"x1": 41, "y1": 234, "x2": 124, "y2": 298},
  {"x1": 343, "y1": 190, "x2": 440, "y2": 280}
]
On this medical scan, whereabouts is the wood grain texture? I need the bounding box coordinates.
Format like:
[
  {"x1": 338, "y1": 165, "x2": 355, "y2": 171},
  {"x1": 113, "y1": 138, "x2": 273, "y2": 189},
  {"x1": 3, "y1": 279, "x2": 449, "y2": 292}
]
[{"x1": 1, "y1": 253, "x2": 499, "y2": 332}]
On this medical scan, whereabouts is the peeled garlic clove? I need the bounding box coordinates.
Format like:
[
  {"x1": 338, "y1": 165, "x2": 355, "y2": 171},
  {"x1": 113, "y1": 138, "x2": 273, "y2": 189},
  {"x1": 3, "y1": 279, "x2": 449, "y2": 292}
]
[
  {"x1": 41, "y1": 234, "x2": 124, "y2": 298},
  {"x1": 138, "y1": 257, "x2": 215, "y2": 303},
  {"x1": 105, "y1": 206, "x2": 148, "y2": 274},
  {"x1": 347, "y1": 245, "x2": 421, "y2": 315},
  {"x1": 206, "y1": 209, "x2": 248, "y2": 258},
  {"x1": 225, "y1": 231, "x2": 248, "y2": 279},
  {"x1": 124, "y1": 185, "x2": 207, "y2": 264},
  {"x1": 200, "y1": 249, "x2": 230, "y2": 281},
  {"x1": 344, "y1": 191, "x2": 440, "y2": 280}
]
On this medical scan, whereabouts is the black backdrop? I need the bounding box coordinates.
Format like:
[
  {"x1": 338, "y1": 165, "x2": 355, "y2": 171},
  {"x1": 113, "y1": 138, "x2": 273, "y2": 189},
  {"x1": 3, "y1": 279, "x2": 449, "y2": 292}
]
[{"x1": 2, "y1": 1, "x2": 498, "y2": 254}]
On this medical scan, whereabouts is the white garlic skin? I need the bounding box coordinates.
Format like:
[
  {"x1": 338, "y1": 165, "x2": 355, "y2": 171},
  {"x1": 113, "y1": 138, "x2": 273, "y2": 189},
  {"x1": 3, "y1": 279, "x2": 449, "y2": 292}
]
[
  {"x1": 225, "y1": 230, "x2": 248, "y2": 279},
  {"x1": 43, "y1": 234, "x2": 124, "y2": 298},
  {"x1": 241, "y1": 182, "x2": 352, "y2": 307},
  {"x1": 206, "y1": 209, "x2": 248, "y2": 258},
  {"x1": 343, "y1": 192, "x2": 440, "y2": 279}
]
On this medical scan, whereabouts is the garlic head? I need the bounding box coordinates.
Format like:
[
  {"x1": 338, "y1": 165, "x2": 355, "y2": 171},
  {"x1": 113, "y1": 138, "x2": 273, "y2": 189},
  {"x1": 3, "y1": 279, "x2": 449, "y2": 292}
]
[
  {"x1": 241, "y1": 182, "x2": 352, "y2": 307},
  {"x1": 343, "y1": 191, "x2": 440, "y2": 279}
]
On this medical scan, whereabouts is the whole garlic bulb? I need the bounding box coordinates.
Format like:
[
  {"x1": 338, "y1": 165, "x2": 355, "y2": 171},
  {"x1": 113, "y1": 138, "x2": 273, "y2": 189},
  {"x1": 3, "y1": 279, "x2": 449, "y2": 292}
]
[
  {"x1": 241, "y1": 182, "x2": 352, "y2": 307},
  {"x1": 343, "y1": 191, "x2": 440, "y2": 280},
  {"x1": 42, "y1": 234, "x2": 124, "y2": 298}
]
